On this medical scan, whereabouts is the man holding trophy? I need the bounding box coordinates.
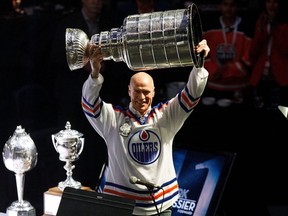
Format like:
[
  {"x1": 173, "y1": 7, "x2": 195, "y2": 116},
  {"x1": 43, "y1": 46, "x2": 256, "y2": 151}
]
[{"x1": 80, "y1": 37, "x2": 210, "y2": 215}]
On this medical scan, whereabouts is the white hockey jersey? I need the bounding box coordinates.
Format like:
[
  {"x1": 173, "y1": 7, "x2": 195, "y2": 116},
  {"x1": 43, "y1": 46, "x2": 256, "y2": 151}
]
[{"x1": 81, "y1": 67, "x2": 208, "y2": 215}]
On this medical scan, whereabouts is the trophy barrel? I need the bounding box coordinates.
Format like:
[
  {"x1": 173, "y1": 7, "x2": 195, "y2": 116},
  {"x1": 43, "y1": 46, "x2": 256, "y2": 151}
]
[{"x1": 120, "y1": 3, "x2": 203, "y2": 70}]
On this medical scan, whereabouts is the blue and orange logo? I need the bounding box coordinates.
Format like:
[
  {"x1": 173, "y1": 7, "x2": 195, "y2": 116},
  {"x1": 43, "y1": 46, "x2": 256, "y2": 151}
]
[{"x1": 128, "y1": 130, "x2": 161, "y2": 164}]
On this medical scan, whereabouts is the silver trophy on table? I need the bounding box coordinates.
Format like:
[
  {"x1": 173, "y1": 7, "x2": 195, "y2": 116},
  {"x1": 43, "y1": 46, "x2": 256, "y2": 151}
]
[
  {"x1": 52, "y1": 121, "x2": 84, "y2": 191},
  {"x1": 65, "y1": 3, "x2": 204, "y2": 71},
  {"x1": 2, "y1": 125, "x2": 38, "y2": 216}
]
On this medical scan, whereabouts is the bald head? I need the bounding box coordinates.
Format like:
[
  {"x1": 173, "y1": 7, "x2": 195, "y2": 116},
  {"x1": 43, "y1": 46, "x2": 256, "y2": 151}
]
[{"x1": 130, "y1": 72, "x2": 154, "y2": 88}]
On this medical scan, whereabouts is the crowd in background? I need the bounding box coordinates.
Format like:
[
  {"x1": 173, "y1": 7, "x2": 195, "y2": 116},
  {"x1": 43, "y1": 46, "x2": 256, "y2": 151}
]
[{"x1": 0, "y1": 0, "x2": 288, "y2": 215}]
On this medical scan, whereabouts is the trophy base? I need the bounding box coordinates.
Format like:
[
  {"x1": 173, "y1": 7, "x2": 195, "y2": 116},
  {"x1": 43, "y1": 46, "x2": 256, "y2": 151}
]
[
  {"x1": 58, "y1": 179, "x2": 82, "y2": 191},
  {"x1": 6, "y1": 200, "x2": 36, "y2": 216}
]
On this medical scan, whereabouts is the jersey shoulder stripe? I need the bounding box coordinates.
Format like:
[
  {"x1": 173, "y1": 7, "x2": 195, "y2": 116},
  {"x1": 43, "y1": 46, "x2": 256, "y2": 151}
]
[
  {"x1": 82, "y1": 96, "x2": 103, "y2": 118},
  {"x1": 179, "y1": 86, "x2": 200, "y2": 112}
]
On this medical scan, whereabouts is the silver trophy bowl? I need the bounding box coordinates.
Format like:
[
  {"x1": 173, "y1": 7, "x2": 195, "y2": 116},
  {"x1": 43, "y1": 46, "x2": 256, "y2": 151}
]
[
  {"x1": 2, "y1": 125, "x2": 38, "y2": 216},
  {"x1": 52, "y1": 121, "x2": 84, "y2": 191},
  {"x1": 65, "y1": 3, "x2": 203, "y2": 71}
]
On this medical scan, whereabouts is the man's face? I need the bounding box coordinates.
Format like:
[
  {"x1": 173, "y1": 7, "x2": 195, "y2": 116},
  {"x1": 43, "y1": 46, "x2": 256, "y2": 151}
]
[
  {"x1": 82, "y1": 0, "x2": 103, "y2": 16},
  {"x1": 265, "y1": 0, "x2": 279, "y2": 19},
  {"x1": 220, "y1": 0, "x2": 237, "y2": 19},
  {"x1": 128, "y1": 74, "x2": 155, "y2": 116}
]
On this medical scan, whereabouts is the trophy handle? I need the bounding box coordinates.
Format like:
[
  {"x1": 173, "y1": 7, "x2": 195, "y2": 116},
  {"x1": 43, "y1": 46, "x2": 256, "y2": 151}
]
[
  {"x1": 51, "y1": 135, "x2": 58, "y2": 153},
  {"x1": 78, "y1": 138, "x2": 85, "y2": 156}
]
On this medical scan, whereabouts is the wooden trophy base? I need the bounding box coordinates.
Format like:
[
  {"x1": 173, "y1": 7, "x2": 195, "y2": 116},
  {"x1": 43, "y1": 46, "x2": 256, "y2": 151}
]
[{"x1": 43, "y1": 186, "x2": 94, "y2": 216}]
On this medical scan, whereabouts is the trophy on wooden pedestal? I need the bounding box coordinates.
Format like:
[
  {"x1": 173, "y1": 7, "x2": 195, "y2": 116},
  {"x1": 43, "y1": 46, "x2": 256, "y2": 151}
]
[
  {"x1": 52, "y1": 121, "x2": 84, "y2": 191},
  {"x1": 44, "y1": 121, "x2": 86, "y2": 215}
]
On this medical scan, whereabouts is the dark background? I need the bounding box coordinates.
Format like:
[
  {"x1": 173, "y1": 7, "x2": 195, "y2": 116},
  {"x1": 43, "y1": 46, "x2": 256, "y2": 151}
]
[{"x1": 0, "y1": 0, "x2": 287, "y2": 215}]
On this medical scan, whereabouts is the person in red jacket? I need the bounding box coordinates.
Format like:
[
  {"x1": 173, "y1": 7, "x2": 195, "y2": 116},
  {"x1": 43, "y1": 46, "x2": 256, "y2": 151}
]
[
  {"x1": 249, "y1": 0, "x2": 288, "y2": 110},
  {"x1": 202, "y1": 0, "x2": 252, "y2": 107}
]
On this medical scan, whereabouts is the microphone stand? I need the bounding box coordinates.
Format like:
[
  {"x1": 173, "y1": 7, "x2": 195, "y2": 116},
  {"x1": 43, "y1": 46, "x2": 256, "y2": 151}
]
[{"x1": 146, "y1": 186, "x2": 160, "y2": 216}]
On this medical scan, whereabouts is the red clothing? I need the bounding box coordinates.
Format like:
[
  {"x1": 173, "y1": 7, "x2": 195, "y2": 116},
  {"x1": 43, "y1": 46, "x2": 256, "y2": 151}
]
[
  {"x1": 249, "y1": 15, "x2": 288, "y2": 86},
  {"x1": 203, "y1": 17, "x2": 251, "y2": 91}
]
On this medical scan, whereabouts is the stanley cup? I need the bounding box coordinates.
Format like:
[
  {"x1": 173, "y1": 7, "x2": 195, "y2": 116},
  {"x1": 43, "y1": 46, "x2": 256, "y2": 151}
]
[
  {"x1": 2, "y1": 125, "x2": 38, "y2": 216},
  {"x1": 65, "y1": 3, "x2": 204, "y2": 71}
]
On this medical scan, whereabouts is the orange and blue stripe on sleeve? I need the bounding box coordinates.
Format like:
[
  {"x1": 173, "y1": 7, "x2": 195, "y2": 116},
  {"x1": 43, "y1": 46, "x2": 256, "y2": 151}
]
[
  {"x1": 81, "y1": 96, "x2": 103, "y2": 118},
  {"x1": 178, "y1": 86, "x2": 200, "y2": 112}
]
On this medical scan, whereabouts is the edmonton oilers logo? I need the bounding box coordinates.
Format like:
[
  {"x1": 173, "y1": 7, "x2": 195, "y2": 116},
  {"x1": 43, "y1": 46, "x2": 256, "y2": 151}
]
[{"x1": 128, "y1": 130, "x2": 161, "y2": 164}]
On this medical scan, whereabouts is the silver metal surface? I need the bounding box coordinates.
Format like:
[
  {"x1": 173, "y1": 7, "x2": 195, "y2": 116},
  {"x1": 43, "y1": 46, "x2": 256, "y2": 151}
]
[
  {"x1": 278, "y1": 105, "x2": 288, "y2": 119},
  {"x1": 52, "y1": 121, "x2": 84, "y2": 190},
  {"x1": 66, "y1": 3, "x2": 203, "y2": 71},
  {"x1": 2, "y1": 125, "x2": 37, "y2": 216}
]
